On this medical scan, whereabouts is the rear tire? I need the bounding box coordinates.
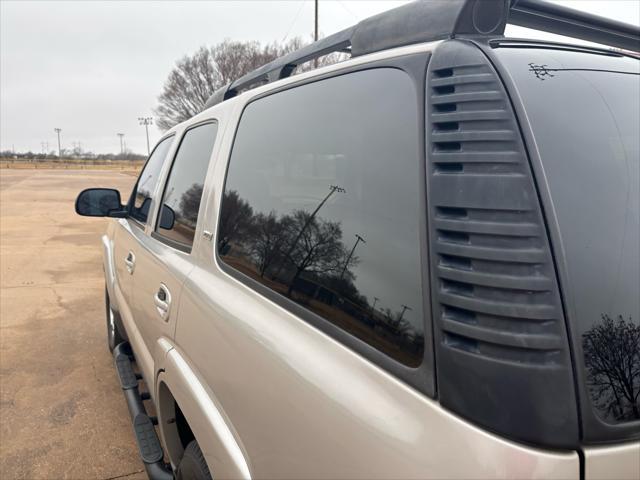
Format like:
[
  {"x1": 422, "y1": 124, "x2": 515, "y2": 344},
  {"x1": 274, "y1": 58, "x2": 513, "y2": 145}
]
[
  {"x1": 176, "y1": 440, "x2": 212, "y2": 480},
  {"x1": 105, "y1": 287, "x2": 124, "y2": 352}
]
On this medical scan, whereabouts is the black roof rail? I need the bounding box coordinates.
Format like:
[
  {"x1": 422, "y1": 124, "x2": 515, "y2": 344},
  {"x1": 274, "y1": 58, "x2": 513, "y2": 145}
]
[
  {"x1": 203, "y1": 0, "x2": 639, "y2": 110},
  {"x1": 510, "y1": 0, "x2": 639, "y2": 52},
  {"x1": 203, "y1": 0, "x2": 511, "y2": 109}
]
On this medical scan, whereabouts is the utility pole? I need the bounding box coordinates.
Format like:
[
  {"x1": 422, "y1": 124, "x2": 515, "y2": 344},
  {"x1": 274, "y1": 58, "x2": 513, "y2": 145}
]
[
  {"x1": 54, "y1": 128, "x2": 62, "y2": 157},
  {"x1": 341, "y1": 233, "x2": 365, "y2": 279},
  {"x1": 138, "y1": 117, "x2": 153, "y2": 155},
  {"x1": 314, "y1": 0, "x2": 319, "y2": 67},
  {"x1": 399, "y1": 304, "x2": 412, "y2": 323},
  {"x1": 314, "y1": 0, "x2": 319, "y2": 41},
  {"x1": 117, "y1": 133, "x2": 125, "y2": 155}
]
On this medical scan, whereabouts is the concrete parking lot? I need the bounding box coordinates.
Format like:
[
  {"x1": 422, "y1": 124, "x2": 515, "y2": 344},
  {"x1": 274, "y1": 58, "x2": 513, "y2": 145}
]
[{"x1": 1, "y1": 169, "x2": 147, "y2": 479}]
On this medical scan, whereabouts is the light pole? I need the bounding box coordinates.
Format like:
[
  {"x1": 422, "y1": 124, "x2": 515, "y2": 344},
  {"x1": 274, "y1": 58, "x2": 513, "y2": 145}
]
[
  {"x1": 371, "y1": 296, "x2": 380, "y2": 314},
  {"x1": 340, "y1": 233, "x2": 365, "y2": 279},
  {"x1": 54, "y1": 128, "x2": 62, "y2": 157},
  {"x1": 138, "y1": 117, "x2": 153, "y2": 155},
  {"x1": 117, "y1": 133, "x2": 125, "y2": 155}
]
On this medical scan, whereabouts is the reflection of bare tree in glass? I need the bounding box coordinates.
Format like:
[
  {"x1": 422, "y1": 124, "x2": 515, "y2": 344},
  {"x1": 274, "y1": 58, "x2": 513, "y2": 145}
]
[
  {"x1": 281, "y1": 210, "x2": 355, "y2": 296},
  {"x1": 273, "y1": 185, "x2": 345, "y2": 280},
  {"x1": 583, "y1": 314, "x2": 640, "y2": 421},
  {"x1": 248, "y1": 212, "x2": 286, "y2": 277},
  {"x1": 218, "y1": 190, "x2": 254, "y2": 251},
  {"x1": 381, "y1": 307, "x2": 413, "y2": 338},
  {"x1": 178, "y1": 183, "x2": 204, "y2": 228}
]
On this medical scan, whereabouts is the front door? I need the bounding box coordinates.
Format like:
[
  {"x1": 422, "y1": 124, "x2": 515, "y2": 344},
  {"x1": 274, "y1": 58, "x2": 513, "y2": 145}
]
[
  {"x1": 132, "y1": 121, "x2": 219, "y2": 398},
  {"x1": 118, "y1": 134, "x2": 175, "y2": 384},
  {"x1": 112, "y1": 218, "x2": 141, "y2": 331}
]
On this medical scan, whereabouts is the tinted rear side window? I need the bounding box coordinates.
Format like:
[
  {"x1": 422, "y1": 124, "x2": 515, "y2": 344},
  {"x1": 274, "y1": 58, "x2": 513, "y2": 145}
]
[
  {"x1": 496, "y1": 48, "x2": 639, "y2": 425},
  {"x1": 130, "y1": 136, "x2": 173, "y2": 225},
  {"x1": 156, "y1": 122, "x2": 218, "y2": 251},
  {"x1": 218, "y1": 69, "x2": 425, "y2": 366}
]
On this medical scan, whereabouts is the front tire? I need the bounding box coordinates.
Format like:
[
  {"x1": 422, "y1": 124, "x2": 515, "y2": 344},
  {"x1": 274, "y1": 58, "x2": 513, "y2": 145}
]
[
  {"x1": 176, "y1": 440, "x2": 212, "y2": 480},
  {"x1": 105, "y1": 287, "x2": 124, "y2": 352}
]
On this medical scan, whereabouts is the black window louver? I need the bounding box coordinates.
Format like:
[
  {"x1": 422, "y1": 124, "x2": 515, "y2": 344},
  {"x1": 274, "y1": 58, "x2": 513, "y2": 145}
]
[{"x1": 426, "y1": 40, "x2": 579, "y2": 448}]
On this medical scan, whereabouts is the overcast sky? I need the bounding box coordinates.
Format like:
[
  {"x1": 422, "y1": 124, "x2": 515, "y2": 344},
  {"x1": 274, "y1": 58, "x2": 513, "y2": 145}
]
[{"x1": 1, "y1": 0, "x2": 639, "y2": 155}]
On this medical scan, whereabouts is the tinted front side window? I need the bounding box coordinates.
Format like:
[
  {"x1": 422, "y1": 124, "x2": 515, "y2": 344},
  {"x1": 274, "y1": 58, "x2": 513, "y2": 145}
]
[
  {"x1": 130, "y1": 136, "x2": 173, "y2": 224},
  {"x1": 218, "y1": 69, "x2": 425, "y2": 366},
  {"x1": 496, "y1": 48, "x2": 639, "y2": 425},
  {"x1": 156, "y1": 122, "x2": 218, "y2": 250}
]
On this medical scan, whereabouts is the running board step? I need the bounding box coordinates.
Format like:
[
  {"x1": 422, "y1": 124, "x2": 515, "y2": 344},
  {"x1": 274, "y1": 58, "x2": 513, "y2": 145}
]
[
  {"x1": 115, "y1": 352, "x2": 138, "y2": 389},
  {"x1": 134, "y1": 413, "x2": 164, "y2": 464},
  {"x1": 113, "y1": 342, "x2": 173, "y2": 480}
]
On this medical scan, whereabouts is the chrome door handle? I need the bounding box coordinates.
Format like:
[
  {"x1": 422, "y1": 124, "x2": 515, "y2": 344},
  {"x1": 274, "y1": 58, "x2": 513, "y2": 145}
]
[
  {"x1": 153, "y1": 283, "x2": 171, "y2": 321},
  {"x1": 124, "y1": 251, "x2": 135, "y2": 274}
]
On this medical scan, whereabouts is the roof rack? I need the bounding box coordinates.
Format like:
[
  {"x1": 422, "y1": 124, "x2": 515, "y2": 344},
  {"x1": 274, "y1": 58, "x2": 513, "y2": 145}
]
[
  {"x1": 203, "y1": 0, "x2": 639, "y2": 110},
  {"x1": 510, "y1": 0, "x2": 639, "y2": 52}
]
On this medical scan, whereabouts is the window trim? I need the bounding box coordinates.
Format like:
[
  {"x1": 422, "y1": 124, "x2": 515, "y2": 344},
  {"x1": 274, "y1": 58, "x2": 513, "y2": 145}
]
[
  {"x1": 151, "y1": 119, "x2": 219, "y2": 254},
  {"x1": 214, "y1": 54, "x2": 436, "y2": 397},
  {"x1": 127, "y1": 133, "x2": 176, "y2": 230}
]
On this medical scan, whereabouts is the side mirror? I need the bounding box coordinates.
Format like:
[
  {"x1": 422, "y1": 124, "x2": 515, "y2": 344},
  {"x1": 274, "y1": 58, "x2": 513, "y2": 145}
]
[
  {"x1": 158, "y1": 204, "x2": 176, "y2": 230},
  {"x1": 75, "y1": 188, "x2": 126, "y2": 217}
]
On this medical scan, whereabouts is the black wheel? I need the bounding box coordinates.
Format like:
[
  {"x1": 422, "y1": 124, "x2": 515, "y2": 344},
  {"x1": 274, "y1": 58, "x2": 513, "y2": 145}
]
[
  {"x1": 105, "y1": 287, "x2": 124, "y2": 352},
  {"x1": 176, "y1": 440, "x2": 212, "y2": 480}
]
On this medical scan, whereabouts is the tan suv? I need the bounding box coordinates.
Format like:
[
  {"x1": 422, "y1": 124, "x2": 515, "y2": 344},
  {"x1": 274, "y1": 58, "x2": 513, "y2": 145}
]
[{"x1": 75, "y1": 1, "x2": 639, "y2": 478}]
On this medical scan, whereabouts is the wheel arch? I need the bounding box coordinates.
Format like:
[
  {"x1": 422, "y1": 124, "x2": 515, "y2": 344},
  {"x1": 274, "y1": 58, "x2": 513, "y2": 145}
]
[{"x1": 155, "y1": 347, "x2": 252, "y2": 479}]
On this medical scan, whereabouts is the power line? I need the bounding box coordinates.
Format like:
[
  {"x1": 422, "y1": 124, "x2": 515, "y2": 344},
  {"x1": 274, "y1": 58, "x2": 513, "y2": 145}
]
[
  {"x1": 337, "y1": 0, "x2": 358, "y2": 20},
  {"x1": 282, "y1": 0, "x2": 307, "y2": 42}
]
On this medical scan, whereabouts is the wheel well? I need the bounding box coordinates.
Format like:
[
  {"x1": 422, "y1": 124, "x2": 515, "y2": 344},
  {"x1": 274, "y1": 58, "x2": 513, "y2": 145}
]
[
  {"x1": 157, "y1": 381, "x2": 195, "y2": 466},
  {"x1": 175, "y1": 402, "x2": 195, "y2": 449}
]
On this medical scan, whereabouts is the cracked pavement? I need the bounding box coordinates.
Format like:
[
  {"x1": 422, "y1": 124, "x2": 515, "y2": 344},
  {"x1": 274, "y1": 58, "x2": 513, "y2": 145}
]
[{"x1": 1, "y1": 169, "x2": 147, "y2": 479}]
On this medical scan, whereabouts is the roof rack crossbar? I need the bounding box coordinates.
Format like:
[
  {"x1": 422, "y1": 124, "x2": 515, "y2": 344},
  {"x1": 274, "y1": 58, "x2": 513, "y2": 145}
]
[
  {"x1": 203, "y1": 27, "x2": 355, "y2": 109},
  {"x1": 510, "y1": 0, "x2": 640, "y2": 52},
  {"x1": 203, "y1": 0, "x2": 639, "y2": 111}
]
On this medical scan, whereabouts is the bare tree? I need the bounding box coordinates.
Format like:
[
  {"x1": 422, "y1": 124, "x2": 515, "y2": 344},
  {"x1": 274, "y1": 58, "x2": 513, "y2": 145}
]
[
  {"x1": 155, "y1": 38, "x2": 348, "y2": 131},
  {"x1": 178, "y1": 183, "x2": 204, "y2": 228},
  {"x1": 583, "y1": 314, "x2": 640, "y2": 421},
  {"x1": 218, "y1": 190, "x2": 254, "y2": 253},
  {"x1": 280, "y1": 210, "x2": 353, "y2": 296},
  {"x1": 155, "y1": 46, "x2": 218, "y2": 131},
  {"x1": 248, "y1": 212, "x2": 286, "y2": 277}
]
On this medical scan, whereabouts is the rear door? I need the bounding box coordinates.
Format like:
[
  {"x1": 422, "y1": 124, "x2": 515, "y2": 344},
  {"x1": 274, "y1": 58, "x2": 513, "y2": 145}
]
[
  {"x1": 178, "y1": 65, "x2": 438, "y2": 478},
  {"x1": 132, "y1": 121, "x2": 219, "y2": 396},
  {"x1": 113, "y1": 135, "x2": 174, "y2": 350}
]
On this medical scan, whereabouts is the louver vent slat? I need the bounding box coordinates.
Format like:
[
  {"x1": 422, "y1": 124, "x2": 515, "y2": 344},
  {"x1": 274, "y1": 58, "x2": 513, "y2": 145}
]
[
  {"x1": 426, "y1": 39, "x2": 578, "y2": 449},
  {"x1": 428, "y1": 56, "x2": 564, "y2": 360},
  {"x1": 431, "y1": 91, "x2": 503, "y2": 104}
]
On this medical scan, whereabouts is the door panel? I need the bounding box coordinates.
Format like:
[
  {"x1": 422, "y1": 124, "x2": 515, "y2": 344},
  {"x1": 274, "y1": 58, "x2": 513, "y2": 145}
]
[
  {"x1": 112, "y1": 219, "x2": 139, "y2": 327},
  {"x1": 132, "y1": 236, "x2": 194, "y2": 394}
]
